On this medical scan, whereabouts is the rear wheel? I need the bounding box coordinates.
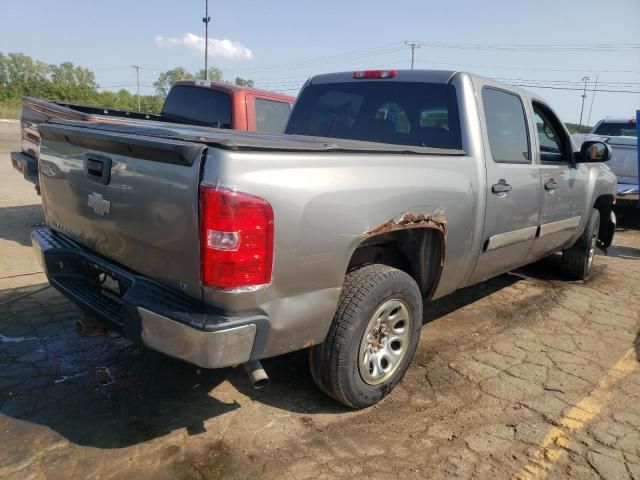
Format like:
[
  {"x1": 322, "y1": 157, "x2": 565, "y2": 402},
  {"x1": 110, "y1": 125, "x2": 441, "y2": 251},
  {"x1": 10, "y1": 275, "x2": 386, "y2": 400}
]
[
  {"x1": 309, "y1": 264, "x2": 422, "y2": 408},
  {"x1": 561, "y1": 209, "x2": 600, "y2": 280}
]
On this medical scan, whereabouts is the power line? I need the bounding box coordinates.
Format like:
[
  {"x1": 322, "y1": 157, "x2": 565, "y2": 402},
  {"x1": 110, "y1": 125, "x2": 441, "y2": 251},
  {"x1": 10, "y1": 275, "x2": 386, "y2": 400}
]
[
  {"x1": 578, "y1": 76, "x2": 590, "y2": 131},
  {"x1": 587, "y1": 75, "x2": 599, "y2": 127},
  {"x1": 222, "y1": 43, "x2": 405, "y2": 74},
  {"x1": 508, "y1": 83, "x2": 640, "y2": 94},
  {"x1": 404, "y1": 41, "x2": 421, "y2": 69},
  {"x1": 130, "y1": 65, "x2": 142, "y2": 111},
  {"x1": 412, "y1": 41, "x2": 640, "y2": 52}
]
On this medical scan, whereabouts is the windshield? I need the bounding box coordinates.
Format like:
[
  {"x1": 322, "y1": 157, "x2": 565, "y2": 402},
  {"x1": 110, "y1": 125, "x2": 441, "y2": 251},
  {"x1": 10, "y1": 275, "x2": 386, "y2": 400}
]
[
  {"x1": 286, "y1": 81, "x2": 462, "y2": 149},
  {"x1": 593, "y1": 122, "x2": 637, "y2": 137},
  {"x1": 162, "y1": 85, "x2": 232, "y2": 128}
]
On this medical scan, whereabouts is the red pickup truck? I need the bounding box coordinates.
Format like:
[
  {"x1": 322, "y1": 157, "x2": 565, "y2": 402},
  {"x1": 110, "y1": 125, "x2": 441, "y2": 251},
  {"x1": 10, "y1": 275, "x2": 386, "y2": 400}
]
[{"x1": 11, "y1": 81, "x2": 295, "y2": 192}]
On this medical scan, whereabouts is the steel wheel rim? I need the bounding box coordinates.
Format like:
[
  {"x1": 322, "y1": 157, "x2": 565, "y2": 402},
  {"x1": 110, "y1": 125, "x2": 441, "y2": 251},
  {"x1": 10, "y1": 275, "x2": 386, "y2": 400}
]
[
  {"x1": 588, "y1": 229, "x2": 597, "y2": 269},
  {"x1": 358, "y1": 298, "x2": 412, "y2": 385}
]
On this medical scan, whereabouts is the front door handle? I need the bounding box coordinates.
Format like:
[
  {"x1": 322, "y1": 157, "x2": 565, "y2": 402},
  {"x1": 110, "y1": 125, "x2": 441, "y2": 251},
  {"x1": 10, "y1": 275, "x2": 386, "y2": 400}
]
[
  {"x1": 544, "y1": 179, "x2": 558, "y2": 191},
  {"x1": 491, "y1": 180, "x2": 512, "y2": 194}
]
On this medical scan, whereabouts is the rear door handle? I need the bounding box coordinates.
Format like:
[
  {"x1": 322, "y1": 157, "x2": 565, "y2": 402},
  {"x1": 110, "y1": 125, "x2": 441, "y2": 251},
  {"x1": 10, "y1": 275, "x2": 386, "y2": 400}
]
[
  {"x1": 491, "y1": 180, "x2": 512, "y2": 194},
  {"x1": 544, "y1": 179, "x2": 558, "y2": 191}
]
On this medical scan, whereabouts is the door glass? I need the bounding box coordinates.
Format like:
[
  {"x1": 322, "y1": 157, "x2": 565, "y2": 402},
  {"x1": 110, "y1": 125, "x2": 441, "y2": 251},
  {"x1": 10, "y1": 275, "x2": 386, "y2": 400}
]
[
  {"x1": 286, "y1": 82, "x2": 462, "y2": 149},
  {"x1": 482, "y1": 88, "x2": 530, "y2": 164},
  {"x1": 255, "y1": 98, "x2": 292, "y2": 134},
  {"x1": 533, "y1": 105, "x2": 568, "y2": 163}
]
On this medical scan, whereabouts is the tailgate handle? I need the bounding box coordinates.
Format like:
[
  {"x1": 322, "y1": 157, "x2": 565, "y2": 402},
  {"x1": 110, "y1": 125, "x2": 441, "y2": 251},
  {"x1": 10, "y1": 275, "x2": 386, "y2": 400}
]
[{"x1": 85, "y1": 155, "x2": 112, "y2": 185}]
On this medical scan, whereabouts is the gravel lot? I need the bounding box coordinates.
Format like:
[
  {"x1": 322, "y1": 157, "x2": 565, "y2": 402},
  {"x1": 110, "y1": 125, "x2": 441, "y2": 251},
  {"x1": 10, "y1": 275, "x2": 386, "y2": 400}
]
[{"x1": 0, "y1": 121, "x2": 639, "y2": 480}]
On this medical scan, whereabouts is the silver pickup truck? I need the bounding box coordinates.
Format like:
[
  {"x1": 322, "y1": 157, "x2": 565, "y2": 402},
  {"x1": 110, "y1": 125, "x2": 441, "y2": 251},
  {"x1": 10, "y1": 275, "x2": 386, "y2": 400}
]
[{"x1": 32, "y1": 70, "x2": 616, "y2": 407}]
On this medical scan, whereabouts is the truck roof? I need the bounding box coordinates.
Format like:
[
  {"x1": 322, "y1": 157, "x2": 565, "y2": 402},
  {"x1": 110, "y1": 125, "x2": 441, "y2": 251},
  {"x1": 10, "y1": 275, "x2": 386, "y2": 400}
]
[
  {"x1": 596, "y1": 118, "x2": 637, "y2": 124},
  {"x1": 308, "y1": 69, "x2": 542, "y2": 103},
  {"x1": 173, "y1": 80, "x2": 295, "y2": 103},
  {"x1": 309, "y1": 69, "x2": 458, "y2": 85}
]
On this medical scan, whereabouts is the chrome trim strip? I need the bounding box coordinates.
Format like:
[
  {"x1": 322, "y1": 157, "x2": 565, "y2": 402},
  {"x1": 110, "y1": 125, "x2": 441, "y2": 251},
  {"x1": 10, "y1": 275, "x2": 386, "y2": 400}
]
[
  {"x1": 486, "y1": 226, "x2": 537, "y2": 251},
  {"x1": 539, "y1": 216, "x2": 581, "y2": 237},
  {"x1": 139, "y1": 307, "x2": 256, "y2": 368}
]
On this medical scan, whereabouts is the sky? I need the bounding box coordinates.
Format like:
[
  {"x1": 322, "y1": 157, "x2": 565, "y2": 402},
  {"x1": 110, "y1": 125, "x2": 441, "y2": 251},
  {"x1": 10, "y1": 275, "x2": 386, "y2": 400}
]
[{"x1": 1, "y1": 0, "x2": 639, "y2": 124}]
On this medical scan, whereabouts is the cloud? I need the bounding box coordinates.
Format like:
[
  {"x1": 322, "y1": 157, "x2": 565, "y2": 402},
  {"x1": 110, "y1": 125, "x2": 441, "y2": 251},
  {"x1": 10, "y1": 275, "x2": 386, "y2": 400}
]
[{"x1": 154, "y1": 33, "x2": 253, "y2": 60}]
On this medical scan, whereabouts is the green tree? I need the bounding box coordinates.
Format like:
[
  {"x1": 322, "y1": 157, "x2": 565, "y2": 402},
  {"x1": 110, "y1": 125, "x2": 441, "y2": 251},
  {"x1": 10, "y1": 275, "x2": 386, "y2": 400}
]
[
  {"x1": 49, "y1": 62, "x2": 97, "y2": 102},
  {"x1": 234, "y1": 77, "x2": 255, "y2": 87},
  {"x1": 153, "y1": 67, "x2": 195, "y2": 97},
  {"x1": 0, "y1": 52, "x2": 52, "y2": 100},
  {"x1": 196, "y1": 67, "x2": 223, "y2": 82}
]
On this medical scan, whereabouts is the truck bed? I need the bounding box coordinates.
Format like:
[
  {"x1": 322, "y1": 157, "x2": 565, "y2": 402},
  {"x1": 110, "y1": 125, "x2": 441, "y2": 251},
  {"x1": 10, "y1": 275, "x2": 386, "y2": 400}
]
[{"x1": 47, "y1": 118, "x2": 466, "y2": 155}]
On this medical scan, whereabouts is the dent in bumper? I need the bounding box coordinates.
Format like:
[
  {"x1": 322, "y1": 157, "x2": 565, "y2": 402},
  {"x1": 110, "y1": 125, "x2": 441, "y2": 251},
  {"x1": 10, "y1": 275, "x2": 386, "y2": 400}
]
[
  {"x1": 139, "y1": 307, "x2": 256, "y2": 368},
  {"x1": 32, "y1": 227, "x2": 267, "y2": 370}
]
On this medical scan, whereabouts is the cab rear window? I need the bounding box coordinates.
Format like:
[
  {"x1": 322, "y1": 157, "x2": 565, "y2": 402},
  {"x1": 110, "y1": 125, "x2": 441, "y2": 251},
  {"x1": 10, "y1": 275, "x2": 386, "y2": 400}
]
[
  {"x1": 593, "y1": 122, "x2": 637, "y2": 137},
  {"x1": 162, "y1": 86, "x2": 232, "y2": 128},
  {"x1": 285, "y1": 82, "x2": 462, "y2": 149}
]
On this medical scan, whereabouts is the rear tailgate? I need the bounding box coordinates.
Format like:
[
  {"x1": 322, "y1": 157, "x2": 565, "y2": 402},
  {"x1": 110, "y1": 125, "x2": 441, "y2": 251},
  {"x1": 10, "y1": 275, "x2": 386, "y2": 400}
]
[{"x1": 38, "y1": 122, "x2": 207, "y2": 300}]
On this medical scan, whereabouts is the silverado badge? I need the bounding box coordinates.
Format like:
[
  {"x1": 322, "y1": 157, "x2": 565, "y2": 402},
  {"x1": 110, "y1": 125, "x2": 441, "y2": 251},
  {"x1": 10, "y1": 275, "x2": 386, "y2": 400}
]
[{"x1": 87, "y1": 192, "x2": 111, "y2": 215}]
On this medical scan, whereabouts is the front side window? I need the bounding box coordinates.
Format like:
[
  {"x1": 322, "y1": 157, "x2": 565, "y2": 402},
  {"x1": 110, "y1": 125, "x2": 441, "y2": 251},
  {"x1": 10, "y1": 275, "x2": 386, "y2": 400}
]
[
  {"x1": 254, "y1": 98, "x2": 291, "y2": 134},
  {"x1": 533, "y1": 103, "x2": 570, "y2": 163},
  {"x1": 286, "y1": 82, "x2": 462, "y2": 149},
  {"x1": 482, "y1": 88, "x2": 530, "y2": 164}
]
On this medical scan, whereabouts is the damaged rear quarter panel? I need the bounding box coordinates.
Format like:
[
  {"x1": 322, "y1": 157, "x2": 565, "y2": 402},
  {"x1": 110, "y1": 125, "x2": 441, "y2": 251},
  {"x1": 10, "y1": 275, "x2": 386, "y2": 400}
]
[{"x1": 201, "y1": 148, "x2": 482, "y2": 357}]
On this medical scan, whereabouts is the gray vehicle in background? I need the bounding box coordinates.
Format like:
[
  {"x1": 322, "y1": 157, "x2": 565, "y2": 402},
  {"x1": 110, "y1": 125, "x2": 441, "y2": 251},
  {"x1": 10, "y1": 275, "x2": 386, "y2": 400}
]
[
  {"x1": 573, "y1": 118, "x2": 638, "y2": 207},
  {"x1": 31, "y1": 70, "x2": 616, "y2": 407}
]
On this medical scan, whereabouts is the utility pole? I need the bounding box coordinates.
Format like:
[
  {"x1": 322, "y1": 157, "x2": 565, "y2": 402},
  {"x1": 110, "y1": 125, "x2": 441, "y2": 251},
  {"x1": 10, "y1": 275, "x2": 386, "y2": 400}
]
[
  {"x1": 404, "y1": 41, "x2": 420, "y2": 70},
  {"x1": 202, "y1": 0, "x2": 211, "y2": 79},
  {"x1": 587, "y1": 74, "x2": 599, "y2": 129},
  {"x1": 578, "y1": 76, "x2": 590, "y2": 133},
  {"x1": 131, "y1": 65, "x2": 142, "y2": 111}
]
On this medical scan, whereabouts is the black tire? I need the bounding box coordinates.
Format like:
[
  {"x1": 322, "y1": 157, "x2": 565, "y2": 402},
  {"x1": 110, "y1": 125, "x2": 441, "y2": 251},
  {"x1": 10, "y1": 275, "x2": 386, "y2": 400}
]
[
  {"x1": 561, "y1": 209, "x2": 600, "y2": 280},
  {"x1": 309, "y1": 264, "x2": 423, "y2": 408}
]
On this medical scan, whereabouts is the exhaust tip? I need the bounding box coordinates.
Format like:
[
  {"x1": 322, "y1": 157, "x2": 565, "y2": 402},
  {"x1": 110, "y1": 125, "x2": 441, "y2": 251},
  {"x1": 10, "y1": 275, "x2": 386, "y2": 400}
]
[
  {"x1": 244, "y1": 360, "x2": 269, "y2": 389},
  {"x1": 76, "y1": 316, "x2": 108, "y2": 337},
  {"x1": 76, "y1": 320, "x2": 87, "y2": 336}
]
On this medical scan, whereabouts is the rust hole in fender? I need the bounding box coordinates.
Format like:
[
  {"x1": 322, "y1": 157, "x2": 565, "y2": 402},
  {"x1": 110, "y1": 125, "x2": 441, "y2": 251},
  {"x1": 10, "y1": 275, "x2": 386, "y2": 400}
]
[{"x1": 362, "y1": 211, "x2": 447, "y2": 237}]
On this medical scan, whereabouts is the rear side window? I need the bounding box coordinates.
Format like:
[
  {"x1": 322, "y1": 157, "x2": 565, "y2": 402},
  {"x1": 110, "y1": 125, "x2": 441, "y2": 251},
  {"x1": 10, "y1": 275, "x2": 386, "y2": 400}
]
[
  {"x1": 255, "y1": 98, "x2": 291, "y2": 133},
  {"x1": 162, "y1": 86, "x2": 232, "y2": 128},
  {"x1": 593, "y1": 122, "x2": 637, "y2": 137},
  {"x1": 286, "y1": 82, "x2": 462, "y2": 150},
  {"x1": 482, "y1": 88, "x2": 530, "y2": 163}
]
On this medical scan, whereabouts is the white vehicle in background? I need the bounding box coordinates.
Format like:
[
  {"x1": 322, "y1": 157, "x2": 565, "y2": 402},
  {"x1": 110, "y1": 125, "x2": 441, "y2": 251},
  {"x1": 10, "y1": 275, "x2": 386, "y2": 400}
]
[{"x1": 573, "y1": 118, "x2": 638, "y2": 208}]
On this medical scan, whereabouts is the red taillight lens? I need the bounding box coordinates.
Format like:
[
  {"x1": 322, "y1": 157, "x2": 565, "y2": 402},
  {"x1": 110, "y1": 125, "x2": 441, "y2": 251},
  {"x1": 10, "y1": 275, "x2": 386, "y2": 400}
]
[
  {"x1": 200, "y1": 185, "x2": 274, "y2": 289},
  {"x1": 353, "y1": 70, "x2": 397, "y2": 79}
]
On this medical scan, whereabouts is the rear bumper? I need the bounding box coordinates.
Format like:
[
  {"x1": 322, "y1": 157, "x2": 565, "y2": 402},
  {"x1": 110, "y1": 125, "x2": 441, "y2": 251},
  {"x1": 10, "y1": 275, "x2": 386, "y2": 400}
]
[
  {"x1": 32, "y1": 227, "x2": 268, "y2": 369},
  {"x1": 10, "y1": 151, "x2": 39, "y2": 186}
]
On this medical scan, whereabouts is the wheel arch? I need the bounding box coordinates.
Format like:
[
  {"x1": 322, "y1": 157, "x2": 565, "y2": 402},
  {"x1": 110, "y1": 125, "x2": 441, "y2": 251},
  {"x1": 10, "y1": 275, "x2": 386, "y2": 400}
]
[
  {"x1": 347, "y1": 226, "x2": 446, "y2": 300},
  {"x1": 593, "y1": 193, "x2": 615, "y2": 249}
]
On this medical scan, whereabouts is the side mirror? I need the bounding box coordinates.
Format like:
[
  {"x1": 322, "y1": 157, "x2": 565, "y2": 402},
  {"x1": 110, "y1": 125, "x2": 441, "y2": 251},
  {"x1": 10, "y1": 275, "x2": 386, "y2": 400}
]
[{"x1": 577, "y1": 140, "x2": 611, "y2": 163}]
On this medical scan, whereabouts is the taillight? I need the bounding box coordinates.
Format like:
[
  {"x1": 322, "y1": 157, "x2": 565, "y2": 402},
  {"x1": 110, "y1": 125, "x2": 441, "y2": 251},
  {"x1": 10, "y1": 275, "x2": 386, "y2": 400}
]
[
  {"x1": 353, "y1": 70, "x2": 397, "y2": 79},
  {"x1": 200, "y1": 185, "x2": 274, "y2": 289}
]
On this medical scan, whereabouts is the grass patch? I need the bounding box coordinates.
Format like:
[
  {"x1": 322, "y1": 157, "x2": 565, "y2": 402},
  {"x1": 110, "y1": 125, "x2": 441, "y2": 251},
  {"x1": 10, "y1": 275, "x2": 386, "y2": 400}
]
[{"x1": 0, "y1": 101, "x2": 21, "y2": 120}]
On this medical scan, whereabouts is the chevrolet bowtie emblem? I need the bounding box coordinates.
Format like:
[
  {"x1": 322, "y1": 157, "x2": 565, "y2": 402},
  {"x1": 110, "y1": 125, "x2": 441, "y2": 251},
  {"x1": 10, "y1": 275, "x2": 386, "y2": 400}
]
[{"x1": 87, "y1": 192, "x2": 111, "y2": 215}]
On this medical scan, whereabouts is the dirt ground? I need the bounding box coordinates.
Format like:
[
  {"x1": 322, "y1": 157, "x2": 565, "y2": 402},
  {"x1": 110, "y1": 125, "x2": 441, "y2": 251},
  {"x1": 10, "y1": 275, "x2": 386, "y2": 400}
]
[{"x1": 0, "y1": 121, "x2": 639, "y2": 480}]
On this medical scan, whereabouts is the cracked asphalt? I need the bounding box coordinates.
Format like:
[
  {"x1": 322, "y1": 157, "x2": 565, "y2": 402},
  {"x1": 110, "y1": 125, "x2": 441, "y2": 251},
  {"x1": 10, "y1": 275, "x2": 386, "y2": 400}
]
[{"x1": 0, "y1": 122, "x2": 639, "y2": 480}]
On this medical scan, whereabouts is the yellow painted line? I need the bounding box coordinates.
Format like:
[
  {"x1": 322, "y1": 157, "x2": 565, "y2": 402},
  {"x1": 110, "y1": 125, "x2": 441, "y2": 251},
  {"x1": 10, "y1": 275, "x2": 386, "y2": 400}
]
[{"x1": 514, "y1": 348, "x2": 638, "y2": 480}]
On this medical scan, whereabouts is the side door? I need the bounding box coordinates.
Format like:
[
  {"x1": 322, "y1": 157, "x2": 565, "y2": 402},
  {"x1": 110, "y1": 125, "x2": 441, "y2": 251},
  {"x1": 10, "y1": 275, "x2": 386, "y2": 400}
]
[
  {"x1": 526, "y1": 101, "x2": 589, "y2": 261},
  {"x1": 468, "y1": 86, "x2": 542, "y2": 285}
]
